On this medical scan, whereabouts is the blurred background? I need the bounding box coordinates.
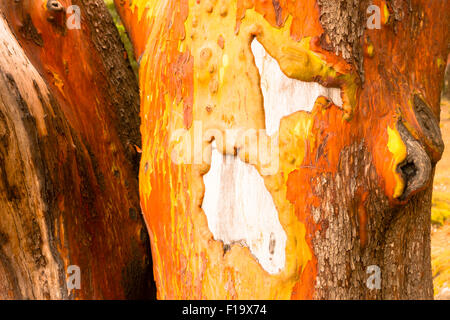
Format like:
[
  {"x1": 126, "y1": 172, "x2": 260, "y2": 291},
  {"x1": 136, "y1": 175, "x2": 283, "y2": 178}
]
[
  {"x1": 102, "y1": 0, "x2": 450, "y2": 299},
  {"x1": 432, "y1": 59, "x2": 450, "y2": 300}
]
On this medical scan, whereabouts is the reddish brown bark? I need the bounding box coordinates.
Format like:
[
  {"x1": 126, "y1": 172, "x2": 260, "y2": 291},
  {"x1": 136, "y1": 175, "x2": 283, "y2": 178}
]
[{"x1": 0, "y1": 0, "x2": 155, "y2": 299}]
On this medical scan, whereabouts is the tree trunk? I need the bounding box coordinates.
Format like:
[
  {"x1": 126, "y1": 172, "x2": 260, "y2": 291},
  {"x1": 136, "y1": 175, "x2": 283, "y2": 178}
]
[
  {"x1": 116, "y1": 0, "x2": 449, "y2": 299},
  {"x1": 0, "y1": 0, "x2": 155, "y2": 299}
]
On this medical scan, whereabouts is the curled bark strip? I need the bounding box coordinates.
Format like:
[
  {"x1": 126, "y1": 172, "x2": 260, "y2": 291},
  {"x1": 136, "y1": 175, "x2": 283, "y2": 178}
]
[
  {"x1": 412, "y1": 94, "x2": 444, "y2": 160},
  {"x1": 397, "y1": 122, "x2": 432, "y2": 200}
]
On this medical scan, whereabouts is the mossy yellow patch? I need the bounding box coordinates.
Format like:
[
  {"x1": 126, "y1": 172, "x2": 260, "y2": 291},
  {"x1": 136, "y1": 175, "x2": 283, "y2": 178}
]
[
  {"x1": 387, "y1": 125, "x2": 407, "y2": 199},
  {"x1": 383, "y1": 3, "x2": 390, "y2": 23},
  {"x1": 367, "y1": 43, "x2": 374, "y2": 57},
  {"x1": 279, "y1": 111, "x2": 312, "y2": 178},
  {"x1": 437, "y1": 57, "x2": 445, "y2": 69},
  {"x1": 129, "y1": 0, "x2": 149, "y2": 22},
  {"x1": 432, "y1": 192, "x2": 450, "y2": 226}
]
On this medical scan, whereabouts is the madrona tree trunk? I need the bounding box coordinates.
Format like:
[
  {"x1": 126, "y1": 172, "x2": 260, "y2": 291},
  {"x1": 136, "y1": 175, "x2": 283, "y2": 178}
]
[
  {"x1": 116, "y1": 0, "x2": 449, "y2": 299},
  {"x1": 0, "y1": 0, "x2": 155, "y2": 299}
]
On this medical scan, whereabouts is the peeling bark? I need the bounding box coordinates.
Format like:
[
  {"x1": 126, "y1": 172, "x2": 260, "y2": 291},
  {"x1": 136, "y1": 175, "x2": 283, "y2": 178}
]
[{"x1": 111, "y1": 0, "x2": 450, "y2": 299}]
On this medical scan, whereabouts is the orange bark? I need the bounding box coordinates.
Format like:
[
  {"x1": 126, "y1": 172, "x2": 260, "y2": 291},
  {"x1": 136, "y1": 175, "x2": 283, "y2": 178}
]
[{"x1": 116, "y1": 0, "x2": 449, "y2": 299}]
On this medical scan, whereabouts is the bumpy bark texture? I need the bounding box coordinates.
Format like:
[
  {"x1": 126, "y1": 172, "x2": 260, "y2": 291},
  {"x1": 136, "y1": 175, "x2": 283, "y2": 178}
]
[
  {"x1": 0, "y1": 0, "x2": 155, "y2": 299},
  {"x1": 119, "y1": 0, "x2": 448, "y2": 300}
]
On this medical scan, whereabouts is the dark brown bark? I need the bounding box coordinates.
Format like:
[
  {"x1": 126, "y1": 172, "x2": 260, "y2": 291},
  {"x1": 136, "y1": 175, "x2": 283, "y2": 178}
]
[
  {"x1": 305, "y1": 0, "x2": 447, "y2": 300},
  {"x1": 308, "y1": 143, "x2": 434, "y2": 299}
]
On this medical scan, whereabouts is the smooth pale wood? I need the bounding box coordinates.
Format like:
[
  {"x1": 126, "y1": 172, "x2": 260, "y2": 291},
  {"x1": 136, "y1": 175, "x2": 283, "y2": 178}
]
[
  {"x1": 201, "y1": 40, "x2": 343, "y2": 275},
  {"x1": 202, "y1": 142, "x2": 286, "y2": 274},
  {"x1": 252, "y1": 40, "x2": 343, "y2": 135}
]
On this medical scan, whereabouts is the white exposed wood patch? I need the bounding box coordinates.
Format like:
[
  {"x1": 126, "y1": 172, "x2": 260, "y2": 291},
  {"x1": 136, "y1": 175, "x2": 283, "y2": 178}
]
[
  {"x1": 251, "y1": 39, "x2": 343, "y2": 135},
  {"x1": 202, "y1": 143, "x2": 287, "y2": 274},
  {"x1": 201, "y1": 39, "x2": 342, "y2": 274}
]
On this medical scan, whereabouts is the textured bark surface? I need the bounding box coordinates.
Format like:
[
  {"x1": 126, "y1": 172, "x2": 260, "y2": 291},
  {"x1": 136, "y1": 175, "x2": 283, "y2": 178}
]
[
  {"x1": 0, "y1": 0, "x2": 155, "y2": 299},
  {"x1": 114, "y1": 0, "x2": 449, "y2": 300}
]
